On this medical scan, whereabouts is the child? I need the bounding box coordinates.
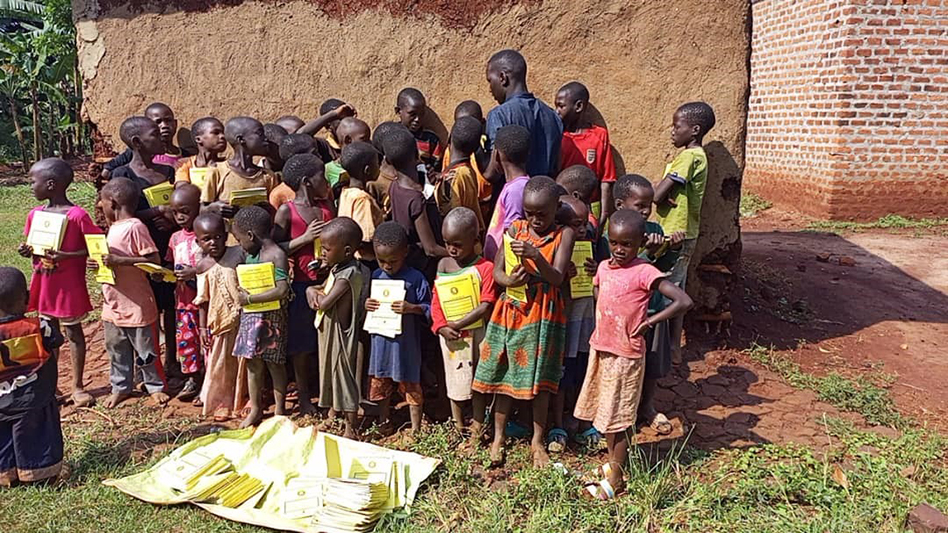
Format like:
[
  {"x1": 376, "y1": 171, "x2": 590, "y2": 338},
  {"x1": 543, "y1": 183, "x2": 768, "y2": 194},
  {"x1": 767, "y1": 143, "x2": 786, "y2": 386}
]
[
  {"x1": 259, "y1": 123, "x2": 289, "y2": 172},
  {"x1": 275, "y1": 115, "x2": 305, "y2": 135},
  {"x1": 435, "y1": 116, "x2": 485, "y2": 233},
  {"x1": 193, "y1": 213, "x2": 243, "y2": 420},
  {"x1": 473, "y1": 176, "x2": 576, "y2": 468},
  {"x1": 575, "y1": 209, "x2": 692, "y2": 498},
  {"x1": 268, "y1": 133, "x2": 319, "y2": 210},
  {"x1": 366, "y1": 222, "x2": 432, "y2": 434},
  {"x1": 273, "y1": 154, "x2": 332, "y2": 416},
  {"x1": 554, "y1": 82, "x2": 617, "y2": 228},
  {"x1": 0, "y1": 267, "x2": 65, "y2": 487},
  {"x1": 368, "y1": 121, "x2": 407, "y2": 218},
  {"x1": 202, "y1": 116, "x2": 279, "y2": 220},
  {"x1": 442, "y1": 101, "x2": 492, "y2": 222},
  {"x1": 338, "y1": 141, "x2": 383, "y2": 261},
  {"x1": 325, "y1": 118, "x2": 372, "y2": 197},
  {"x1": 653, "y1": 101, "x2": 715, "y2": 364},
  {"x1": 431, "y1": 208, "x2": 496, "y2": 435},
  {"x1": 174, "y1": 117, "x2": 226, "y2": 187},
  {"x1": 394, "y1": 88, "x2": 443, "y2": 173},
  {"x1": 298, "y1": 98, "x2": 356, "y2": 162},
  {"x1": 482, "y1": 124, "x2": 532, "y2": 260},
  {"x1": 101, "y1": 103, "x2": 189, "y2": 181},
  {"x1": 306, "y1": 218, "x2": 371, "y2": 439},
  {"x1": 97, "y1": 177, "x2": 169, "y2": 408},
  {"x1": 557, "y1": 165, "x2": 599, "y2": 227},
  {"x1": 231, "y1": 206, "x2": 290, "y2": 428},
  {"x1": 18, "y1": 158, "x2": 100, "y2": 408}
]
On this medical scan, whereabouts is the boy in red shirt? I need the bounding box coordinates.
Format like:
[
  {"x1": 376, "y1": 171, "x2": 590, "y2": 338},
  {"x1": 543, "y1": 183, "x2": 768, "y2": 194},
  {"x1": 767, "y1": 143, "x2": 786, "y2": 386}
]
[{"x1": 555, "y1": 81, "x2": 617, "y2": 230}]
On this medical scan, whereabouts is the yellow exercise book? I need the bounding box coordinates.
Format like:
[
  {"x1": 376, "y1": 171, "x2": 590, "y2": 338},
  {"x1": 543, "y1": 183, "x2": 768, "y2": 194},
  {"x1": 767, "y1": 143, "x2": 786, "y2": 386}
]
[
  {"x1": 26, "y1": 210, "x2": 67, "y2": 257},
  {"x1": 503, "y1": 233, "x2": 527, "y2": 303},
  {"x1": 434, "y1": 268, "x2": 483, "y2": 330},
  {"x1": 569, "y1": 240, "x2": 594, "y2": 299},
  {"x1": 84, "y1": 234, "x2": 115, "y2": 285},
  {"x1": 188, "y1": 166, "x2": 212, "y2": 190},
  {"x1": 143, "y1": 181, "x2": 174, "y2": 207},
  {"x1": 314, "y1": 270, "x2": 334, "y2": 328},
  {"x1": 229, "y1": 188, "x2": 268, "y2": 208},
  {"x1": 134, "y1": 262, "x2": 176, "y2": 283},
  {"x1": 364, "y1": 280, "x2": 405, "y2": 339},
  {"x1": 236, "y1": 262, "x2": 281, "y2": 313}
]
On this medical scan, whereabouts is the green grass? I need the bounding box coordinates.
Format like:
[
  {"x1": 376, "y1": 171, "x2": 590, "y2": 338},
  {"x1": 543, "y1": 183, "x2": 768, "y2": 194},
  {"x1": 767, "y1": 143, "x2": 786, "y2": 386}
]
[
  {"x1": 806, "y1": 214, "x2": 948, "y2": 233},
  {"x1": 739, "y1": 193, "x2": 773, "y2": 218}
]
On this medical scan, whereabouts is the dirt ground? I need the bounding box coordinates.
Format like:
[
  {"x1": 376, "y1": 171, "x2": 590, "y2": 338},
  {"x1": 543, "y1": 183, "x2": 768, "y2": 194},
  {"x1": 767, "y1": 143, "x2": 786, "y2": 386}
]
[{"x1": 56, "y1": 206, "x2": 948, "y2": 450}]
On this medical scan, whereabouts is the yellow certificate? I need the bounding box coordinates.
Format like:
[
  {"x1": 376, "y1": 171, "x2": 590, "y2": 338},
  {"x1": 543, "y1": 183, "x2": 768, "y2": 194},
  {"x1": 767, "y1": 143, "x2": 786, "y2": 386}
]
[
  {"x1": 569, "y1": 241, "x2": 594, "y2": 298},
  {"x1": 503, "y1": 233, "x2": 527, "y2": 303},
  {"x1": 134, "y1": 262, "x2": 177, "y2": 283},
  {"x1": 314, "y1": 270, "x2": 334, "y2": 328},
  {"x1": 364, "y1": 279, "x2": 406, "y2": 338},
  {"x1": 236, "y1": 262, "x2": 281, "y2": 312},
  {"x1": 434, "y1": 268, "x2": 482, "y2": 330},
  {"x1": 84, "y1": 234, "x2": 115, "y2": 284},
  {"x1": 229, "y1": 187, "x2": 268, "y2": 208},
  {"x1": 188, "y1": 166, "x2": 212, "y2": 190},
  {"x1": 143, "y1": 181, "x2": 174, "y2": 207},
  {"x1": 26, "y1": 210, "x2": 67, "y2": 257}
]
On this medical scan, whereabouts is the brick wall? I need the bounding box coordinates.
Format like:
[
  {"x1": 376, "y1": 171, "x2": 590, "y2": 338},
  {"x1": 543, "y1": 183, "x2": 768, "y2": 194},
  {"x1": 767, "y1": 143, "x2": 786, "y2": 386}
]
[{"x1": 745, "y1": 0, "x2": 948, "y2": 220}]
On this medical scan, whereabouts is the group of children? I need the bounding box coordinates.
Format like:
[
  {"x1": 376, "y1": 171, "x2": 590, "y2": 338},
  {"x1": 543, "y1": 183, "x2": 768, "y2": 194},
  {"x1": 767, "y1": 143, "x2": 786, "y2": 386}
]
[{"x1": 3, "y1": 79, "x2": 716, "y2": 498}]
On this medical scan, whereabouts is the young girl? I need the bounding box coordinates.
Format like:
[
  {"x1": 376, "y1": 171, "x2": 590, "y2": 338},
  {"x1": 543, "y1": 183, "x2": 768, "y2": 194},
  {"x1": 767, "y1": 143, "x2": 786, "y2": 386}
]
[
  {"x1": 306, "y1": 218, "x2": 371, "y2": 440},
  {"x1": 231, "y1": 206, "x2": 290, "y2": 428},
  {"x1": 18, "y1": 158, "x2": 100, "y2": 408},
  {"x1": 174, "y1": 117, "x2": 226, "y2": 188},
  {"x1": 193, "y1": 214, "x2": 243, "y2": 421},
  {"x1": 574, "y1": 209, "x2": 692, "y2": 499},
  {"x1": 473, "y1": 176, "x2": 576, "y2": 468}
]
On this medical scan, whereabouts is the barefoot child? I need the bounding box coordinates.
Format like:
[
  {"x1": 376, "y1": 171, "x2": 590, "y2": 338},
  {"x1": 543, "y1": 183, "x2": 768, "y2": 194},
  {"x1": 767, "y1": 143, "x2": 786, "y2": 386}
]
[
  {"x1": 574, "y1": 209, "x2": 692, "y2": 499},
  {"x1": 473, "y1": 176, "x2": 576, "y2": 468},
  {"x1": 193, "y1": 214, "x2": 243, "y2": 420},
  {"x1": 394, "y1": 88, "x2": 443, "y2": 174},
  {"x1": 307, "y1": 218, "x2": 371, "y2": 439},
  {"x1": 97, "y1": 178, "x2": 169, "y2": 408},
  {"x1": 338, "y1": 142, "x2": 383, "y2": 261},
  {"x1": 19, "y1": 158, "x2": 100, "y2": 407},
  {"x1": 273, "y1": 154, "x2": 331, "y2": 416},
  {"x1": 231, "y1": 206, "x2": 290, "y2": 428},
  {"x1": 0, "y1": 267, "x2": 65, "y2": 487},
  {"x1": 174, "y1": 117, "x2": 226, "y2": 188},
  {"x1": 431, "y1": 208, "x2": 497, "y2": 434}
]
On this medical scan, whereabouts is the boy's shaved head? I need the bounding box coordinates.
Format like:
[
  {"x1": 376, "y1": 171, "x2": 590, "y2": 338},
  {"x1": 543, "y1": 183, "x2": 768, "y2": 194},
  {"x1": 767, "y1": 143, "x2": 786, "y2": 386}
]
[
  {"x1": 194, "y1": 212, "x2": 225, "y2": 234},
  {"x1": 524, "y1": 175, "x2": 560, "y2": 205},
  {"x1": 31, "y1": 157, "x2": 73, "y2": 185},
  {"x1": 191, "y1": 116, "x2": 223, "y2": 137},
  {"x1": 488, "y1": 49, "x2": 527, "y2": 81},
  {"x1": 397, "y1": 87, "x2": 426, "y2": 108},
  {"x1": 494, "y1": 124, "x2": 530, "y2": 166},
  {"x1": 556, "y1": 165, "x2": 598, "y2": 202},
  {"x1": 339, "y1": 141, "x2": 379, "y2": 175},
  {"x1": 282, "y1": 153, "x2": 325, "y2": 191},
  {"x1": 373, "y1": 221, "x2": 409, "y2": 249},
  {"x1": 119, "y1": 116, "x2": 159, "y2": 146},
  {"x1": 279, "y1": 133, "x2": 317, "y2": 161},
  {"x1": 372, "y1": 121, "x2": 407, "y2": 153},
  {"x1": 454, "y1": 100, "x2": 484, "y2": 122},
  {"x1": 101, "y1": 177, "x2": 140, "y2": 209},
  {"x1": 323, "y1": 217, "x2": 363, "y2": 248},
  {"x1": 275, "y1": 115, "x2": 304, "y2": 133},
  {"x1": 450, "y1": 116, "x2": 483, "y2": 155},
  {"x1": 381, "y1": 127, "x2": 418, "y2": 168},
  {"x1": 233, "y1": 205, "x2": 272, "y2": 236},
  {"x1": 677, "y1": 101, "x2": 716, "y2": 135},
  {"x1": 558, "y1": 81, "x2": 589, "y2": 103},
  {"x1": 144, "y1": 102, "x2": 173, "y2": 116},
  {"x1": 320, "y1": 98, "x2": 346, "y2": 116},
  {"x1": 171, "y1": 182, "x2": 201, "y2": 204},
  {"x1": 558, "y1": 194, "x2": 589, "y2": 222},
  {"x1": 224, "y1": 116, "x2": 263, "y2": 144},
  {"x1": 263, "y1": 123, "x2": 289, "y2": 144},
  {"x1": 614, "y1": 173, "x2": 653, "y2": 201},
  {"x1": 336, "y1": 117, "x2": 371, "y2": 143},
  {"x1": 610, "y1": 208, "x2": 647, "y2": 236},
  {"x1": 443, "y1": 206, "x2": 478, "y2": 234},
  {"x1": 0, "y1": 266, "x2": 27, "y2": 311}
]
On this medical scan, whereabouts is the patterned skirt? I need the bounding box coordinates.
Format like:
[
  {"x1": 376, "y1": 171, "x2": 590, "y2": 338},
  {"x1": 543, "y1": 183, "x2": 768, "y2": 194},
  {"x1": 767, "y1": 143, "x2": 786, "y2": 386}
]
[
  {"x1": 233, "y1": 307, "x2": 288, "y2": 364},
  {"x1": 175, "y1": 308, "x2": 202, "y2": 374}
]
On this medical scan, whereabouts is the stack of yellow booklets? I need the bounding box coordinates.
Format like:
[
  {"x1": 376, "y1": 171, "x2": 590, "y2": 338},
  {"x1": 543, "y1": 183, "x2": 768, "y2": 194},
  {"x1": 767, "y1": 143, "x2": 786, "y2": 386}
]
[
  {"x1": 434, "y1": 268, "x2": 482, "y2": 330},
  {"x1": 363, "y1": 279, "x2": 405, "y2": 339},
  {"x1": 569, "y1": 240, "x2": 594, "y2": 298},
  {"x1": 84, "y1": 234, "x2": 115, "y2": 284},
  {"x1": 26, "y1": 210, "x2": 67, "y2": 257},
  {"x1": 236, "y1": 262, "x2": 281, "y2": 312},
  {"x1": 188, "y1": 166, "x2": 212, "y2": 190},
  {"x1": 503, "y1": 233, "x2": 527, "y2": 303},
  {"x1": 313, "y1": 478, "x2": 390, "y2": 532},
  {"x1": 143, "y1": 181, "x2": 174, "y2": 207},
  {"x1": 229, "y1": 187, "x2": 268, "y2": 208},
  {"x1": 134, "y1": 262, "x2": 176, "y2": 283}
]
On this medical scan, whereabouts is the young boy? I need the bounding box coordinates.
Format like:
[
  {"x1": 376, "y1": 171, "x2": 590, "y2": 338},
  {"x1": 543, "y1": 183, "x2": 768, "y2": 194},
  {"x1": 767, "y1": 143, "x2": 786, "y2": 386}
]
[
  {"x1": 325, "y1": 118, "x2": 372, "y2": 196},
  {"x1": 482, "y1": 124, "x2": 532, "y2": 260},
  {"x1": 259, "y1": 123, "x2": 289, "y2": 172},
  {"x1": 0, "y1": 267, "x2": 65, "y2": 487},
  {"x1": 275, "y1": 115, "x2": 305, "y2": 135},
  {"x1": 368, "y1": 121, "x2": 407, "y2": 218},
  {"x1": 395, "y1": 88, "x2": 443, "y2": 173},
  {"x1": 101, "y1": 102, "x2": 191, "y2": 181},
  {"x1": 443, "y1": 101, "x2": 492, "y2": 220},
  {"x1": 555, "y1": 82, "x2": 617, "y2": 229},
  {"x1": 268, "y1": 133, "x2": 320, "y2": 210},
  {"x1": 201, "y1": 116, "x2": 279, "y2": 221},
  {"x1": 435, "y1": 116, "x2": 485, "y2": 233},
  {"x1": 653, "y1": 101, "x2": 715, "y2": 363},
  {"x1": 298, "y1": 98, "x2": 357, "y2": 162},
  {"x1": 97, "y1": 177, "x2": 170, "y2": 408},
  {"x1": 174, "y1": 117, "x2": 226, "y2": 189},
  {"x1": 338, "y1": 141, "x2": 383, "y2": 261}
]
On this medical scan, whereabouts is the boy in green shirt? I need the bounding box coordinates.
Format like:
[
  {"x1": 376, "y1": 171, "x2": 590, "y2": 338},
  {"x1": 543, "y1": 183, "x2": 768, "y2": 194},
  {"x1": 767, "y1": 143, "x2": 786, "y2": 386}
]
[{"x1": 653, "y1": 101, "x2": 715, "y2": 363}]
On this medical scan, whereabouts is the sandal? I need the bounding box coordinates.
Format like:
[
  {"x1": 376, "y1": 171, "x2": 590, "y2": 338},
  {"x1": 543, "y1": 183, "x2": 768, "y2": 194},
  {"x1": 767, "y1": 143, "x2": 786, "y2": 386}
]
[
  {"x1": 649, "y1": 413, "x2": 673, "y2": 436},
  {"x1": 505, "y1": 420, "x2": 531, "y2": 439},
  {"x1": 546, "y1": 428, "x2": 568, "y2": 453},
  {"x1": 176, "y1": 378, "x2": 200, "y2": 402},
  {"x1": 582, "y1": 464, "x2": 623, "y2": 500},
  {"x1": 575, "y1": 427, "x2": 606, "y2": 450}
]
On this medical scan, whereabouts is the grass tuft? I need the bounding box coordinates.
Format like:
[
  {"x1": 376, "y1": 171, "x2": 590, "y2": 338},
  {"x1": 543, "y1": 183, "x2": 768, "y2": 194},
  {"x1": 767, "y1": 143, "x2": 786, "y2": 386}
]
[
  {"x1": 807, "y1": 214, "x2": 948, "y2": 234},
  {"x1": 739, "y1": 193, "x2": 773, "y2": 218}
]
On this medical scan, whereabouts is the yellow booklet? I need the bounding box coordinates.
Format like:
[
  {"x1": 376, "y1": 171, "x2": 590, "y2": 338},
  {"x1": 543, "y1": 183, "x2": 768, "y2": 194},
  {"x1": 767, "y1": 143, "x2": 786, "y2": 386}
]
[
  {"x1": 364, "y1": 279, "x2": 406, "y2": 339},
  {"x1": 314, "y1": 270, "x2": 335, "y2": 328},
  {"x1": 236, "y1": 262, "x2": 281, "y2": 312},
  {"x1": 569, "y1": 241, "x2": 594, "y2": 298},
  {"x1": 229, "y1": 187, "x2": 268, "y2": 208},
  {"x1": 434, "y1": 268, "x2": 483, "y2": 330},
  {"x1": 134, "y1": 262, "x2": 176, "y2": 283},
  {"x1": 143, "y1": 181, "x2": 174, "y2": 207},
  {"x1": 503, "y1": 233, "x2": 527, "y2": 303},
  {"x1": 26, "y1": 210, "x2": 68, "y2": 257},
  {"x1": 84, "y1": 234, "x2": 115, "y2": 284},
  {"x1": 188, "y1": 166, "x2": 212, "y2": 190}
]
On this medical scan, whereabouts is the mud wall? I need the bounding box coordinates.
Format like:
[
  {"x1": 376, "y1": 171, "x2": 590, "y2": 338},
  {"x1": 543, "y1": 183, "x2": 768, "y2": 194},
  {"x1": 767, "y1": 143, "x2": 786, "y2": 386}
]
[{"x1": 73, "y1": 0, "x2": 749, "y2": 315}]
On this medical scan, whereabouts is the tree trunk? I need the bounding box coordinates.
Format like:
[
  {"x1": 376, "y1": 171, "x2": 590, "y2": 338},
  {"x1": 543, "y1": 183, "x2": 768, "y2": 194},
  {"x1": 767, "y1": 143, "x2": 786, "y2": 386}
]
[
  {"x1": 47, "y1": 101, "x2": 56, "y2": 156},
  {"x1": 7, "y1": 97, "x2": 30, "y2": 168},
  {"x1": 30, "y1": 83, "x2": 42, "y2": 161},
  {"x1": 73, "y1": 61, "x2": 84, "y2": 154}
]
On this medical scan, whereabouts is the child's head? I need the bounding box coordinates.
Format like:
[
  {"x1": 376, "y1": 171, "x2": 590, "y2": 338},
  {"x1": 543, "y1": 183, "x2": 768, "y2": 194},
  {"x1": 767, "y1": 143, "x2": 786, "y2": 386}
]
[
  {"x1": 494, "y1": 124, "x2": 530, "y2": 168},
  {"x1": 320, "y1": 98, "x2": 347, "y2": 138},
  {"x1": 454, "y1": 100, "x2": 484, "y2": 124},
  {"x1": 441, "y1": 207, "x2": 480, "y2": 263},
  {"x1": 190, "y1": 117, "x2": 227, "y2": 155},
  {"x1": 283, "y1": 153, "x2": 329, "y2": 199},
  {"x1": 120, "y1": 116, "x2": 164, "y2": 157},
  {"x1": 556, "y1": 195, "x2": 589, "y2": 240},
  {"x1": 336, "y1": 117, "x2": 371, "y2": 146},
  {"x1": 29, "y1": 157, "x2": 73, "y2": 202},
  {"x1": 372, "y1": 221, "x2": 409, "y2": 276},
  {"x1": 672, "y1": 101, "x2": 716, "y2": 148},
  {"x1": 231, "y1": 205, "x2": 271, "y2": 255},
  {"x1": 275, "y1": 115, "x2": 305, "y2": 134},
  {"x1": 450, "y1": 116, "x2": 483, "y2": 158},
  {"x1": 144, "y1": 102, "x2": 177, "y2": 145},
  {"x1": 279, "y1": 134, "x2": 317, "y2": 162},
  {"x1": 554, "y1": 81, "x2": 589, "y2": 131},
  {"x1": 614, "y1": 173, "x2": 654, "y2": 219},
  {"x1": 320, "y1": 217, "x2": 362, "y2": 267},
  {"x1": 0, "y1": 266, "x2": 28, "y2": 317},
  {"x1": 486, "y1": 49, "x2": 527, "y2": 105},
  {"x1": 339, "y1": 141, "x2": 380, "y2": 183},
  {"x1": 98, "y1": 177, "x2": 139, "y2": 223},
  {"x1": 194, "y1": 213, "x2": 227, "y2": 259},
  {"x1": 555, "y1": 165, "x2": 597, "y2": 205},
  {"x1": 522, "y1": 175, "x2": 560, "y2": 234},
  {"x1": 608, "y1": 209, "x2": 647, "y2": 266},
  {"x1": 381, "y1": 127, "x2": 419, "y2": 174},
  {"x1": 170, "y1": 183, "x2": 201, "y2": 230},
  {"x1": 263, "y1": 123, "x2": 289, "y2": 162},
  {"x1": 372, "y1": 121, "x2": 407, "y2": 165},
  {"x1": 395, "y1": 88, "x2": 428, "y2": 133},
  {"x1": 224, "y1": 117, "x2": 268, "y2": 156}
]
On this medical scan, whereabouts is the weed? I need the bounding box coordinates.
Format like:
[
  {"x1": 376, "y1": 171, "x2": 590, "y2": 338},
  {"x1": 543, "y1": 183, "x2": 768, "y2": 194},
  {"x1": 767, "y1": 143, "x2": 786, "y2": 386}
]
[
  {"x1": 739, "y1": 193, "x2": 773, "y2": 218},
  {"x1": 807, "y1": 214, "x2": 948, "y2": 234}
]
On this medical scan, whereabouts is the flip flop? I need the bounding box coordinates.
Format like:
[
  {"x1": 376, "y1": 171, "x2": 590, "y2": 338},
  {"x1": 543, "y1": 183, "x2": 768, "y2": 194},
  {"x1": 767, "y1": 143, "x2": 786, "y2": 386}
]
[
  {"x1": 546, "y1": 428, "x2": 568, "y2": 453},
  {"x1": 649, "y1": 413, "x2": 673, "y2": 435},
  {"x1": 575, "y1": 427, "x2": 606, "y2": 450}
]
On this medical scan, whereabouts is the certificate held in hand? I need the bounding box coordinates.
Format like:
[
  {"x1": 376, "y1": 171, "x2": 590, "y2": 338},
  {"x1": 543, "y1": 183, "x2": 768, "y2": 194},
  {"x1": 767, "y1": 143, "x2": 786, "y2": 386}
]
[
  {"x1": 236, "y1": 262, "x2": 281, "y2": 312},
  {"x1": 434, "y1": 268, "x2": 483, "y2": 330},
  {"x1": 364, "y1": 279, "x2": 406, "y2": 339},
  {"x1": 26, "y1": 210, "x2": 67, "y2": 257},
  {"x1": 84, "y1": 234, "x2": 115, "y2": 284},
  {"x1": 503, "y1": 233, "x2": 527, "y2": 303},
  {"x1": 569, "y1": 240, "x2": 594, "y2": 298},
  {"x1": 143, "y1": 181, "x2": 174, "y2": 207}
]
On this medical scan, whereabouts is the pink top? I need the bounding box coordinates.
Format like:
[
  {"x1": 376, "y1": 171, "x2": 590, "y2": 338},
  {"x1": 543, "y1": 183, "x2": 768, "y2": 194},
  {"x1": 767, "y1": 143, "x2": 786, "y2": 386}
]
[
  {"x1": 166, "y1": 228, "x2": 202, "y2": 311},
  {"x1": 153, "y1": 153, "x2": 182, "y2": 168},
  {"x1": 589, "y1": 258, "x2": 665, "y2": 358},
  {"x1": 24, "y1": 205, "x2": 102, "y2": 318},
  {"x1": 102, "y1": 218, "x2": 159, "y2": 327},
  {"x1": 483, "y1": 175, "x2": 529, "y2": 260}
]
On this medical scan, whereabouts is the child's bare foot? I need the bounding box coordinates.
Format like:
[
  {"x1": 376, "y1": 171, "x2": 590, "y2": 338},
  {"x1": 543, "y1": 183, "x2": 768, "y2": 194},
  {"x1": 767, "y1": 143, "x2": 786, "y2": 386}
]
[
  {"x1": 150, "y1": 391, "x2": 171, "y2": 405},
  {"x1": 298, "y1": 400, "x2": 317, "y2": 417},
  {"x1": 239, "y1": 409, "x2": 263, "y2": 429},
  {"x1": 489, "y1": 441, "x2": 505, "y2": 467},
  {"x1": 532, "y1": 444, "x2": 551, "y2": 468},
  {"x1": 103, "y1": 392, "x2": 131, "y2": 409},
  {"x1": 71, "y1": 389, "x2": 95, "y2": 408},
  {"x1": 343, "y1": 427, "x2": 359, "y2": 440}
]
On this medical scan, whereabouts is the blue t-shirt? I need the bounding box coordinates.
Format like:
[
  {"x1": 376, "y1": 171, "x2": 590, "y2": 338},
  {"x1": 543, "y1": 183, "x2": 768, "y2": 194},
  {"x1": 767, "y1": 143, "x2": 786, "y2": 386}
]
[
  {"x1": 486, "y1": 93, "x2": 563, "y2": 177},
  {"x1": 368, "y1": 266, "x2": 432, "y2": 384}
]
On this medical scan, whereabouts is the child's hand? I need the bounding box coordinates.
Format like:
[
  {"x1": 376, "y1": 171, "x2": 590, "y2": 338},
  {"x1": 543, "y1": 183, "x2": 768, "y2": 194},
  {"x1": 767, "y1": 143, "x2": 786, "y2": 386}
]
[
  {"x1": 644, "y1": 233, "x2": 664, "y2": 256},
  {"x1": 333, "y1": 103, "x2": 357, "y2": 119},
  {"x1": 237, "y1": 288, "x2": 251, "y2": 306},
  {"x1": 305, "y1": 286, "x2": 323, "y2": 310},
  {"x1": 566, "y1": 262, "x2": 577, "y2": 280},
  {"x1": 583, "y1": 257, "x2": 598, "y2": 277},
  {"x1": 39, "y1": 257, "x2": 57, "y2": 273},
  {"x1": 660, "y1": 196, "x2": 678, "y2": 208},
  {"x1": 438, "y1": 326, "x2": 461, "y2": 341},
  {"x1": 199, "y1": 328, "x2": 211, "y2": 350},
  {"x1": 391, "y1": 301, "x2": 415, "y2": 315},
  {"x1": 510, "y1": 240, "x2": 539, "y2": 261},
  {"x1": 152, "y1": 211, "x2": 175, "y2": 232},
  {"x1": 669, "y1": 231, "x2": 686, "y2": 248},
  {"x1": 17, "y1": 243, "x2": 33, "y2": 258},
  {"x1": 509, "y1": 265, "x2": 529, "y2": 287},
  {"x1": 149, "y1": 272, "x2": 166, "y2": 283},
  {"x1": 631, "y1": 318, "x2": 653, "y2": 338},
  {"x1": 365, "y1": 298, "x2": 381, "y2": 312},
  {"x1": 218, "y1": 202, "x2": 239, "y2": 218},
  {"x1": 304, "y1": 220, "x2": 327, "y2": 243},
  {"x1": 175, "y1": 266, "x2": 197, "y2": 281},
  {"x1": 101, "y1": 254, "x2": 117, "y2": 268},
  {"x1": 86, "y1": 258, "x2": 99, "y2": 271}
]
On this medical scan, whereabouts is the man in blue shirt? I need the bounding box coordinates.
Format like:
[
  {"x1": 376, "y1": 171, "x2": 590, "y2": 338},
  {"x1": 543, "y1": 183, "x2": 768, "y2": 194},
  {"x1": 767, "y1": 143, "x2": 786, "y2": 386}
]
[{"x1": 483, "y1": 50, "x2": 563, "y2": 186}]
